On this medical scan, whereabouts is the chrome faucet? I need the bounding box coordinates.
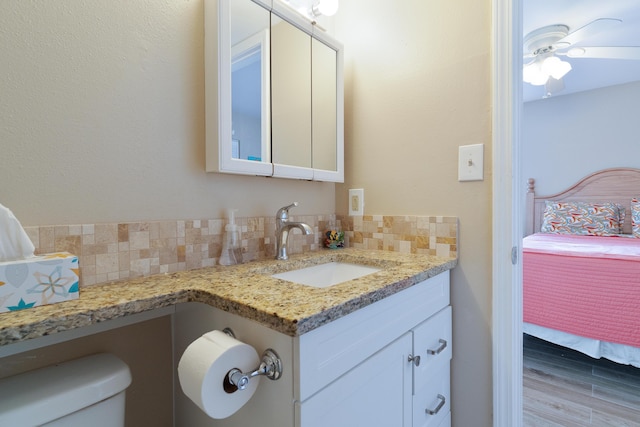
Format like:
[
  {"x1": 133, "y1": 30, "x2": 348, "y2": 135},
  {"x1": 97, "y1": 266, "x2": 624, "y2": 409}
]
[{"x1": 275, "y1": 202, "x2": 313, "y2": 260}]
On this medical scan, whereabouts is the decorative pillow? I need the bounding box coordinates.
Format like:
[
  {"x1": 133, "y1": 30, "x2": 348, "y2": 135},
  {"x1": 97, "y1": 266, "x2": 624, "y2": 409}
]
[
  {"x1": 541, "y1": 201, "x2": 623, "y2": 236},
  {"x1": 617, "y1": 204, "x2": 626, "y2": 230},
  {"x1": 632, "y1": 198, "x2": 640, "y2": 237}
]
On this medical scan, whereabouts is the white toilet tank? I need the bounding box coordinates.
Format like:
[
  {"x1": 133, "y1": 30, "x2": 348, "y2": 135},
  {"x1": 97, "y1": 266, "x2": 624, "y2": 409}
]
[{"x1": 0, "y1": 353, "x2": 132, "y2": 427}]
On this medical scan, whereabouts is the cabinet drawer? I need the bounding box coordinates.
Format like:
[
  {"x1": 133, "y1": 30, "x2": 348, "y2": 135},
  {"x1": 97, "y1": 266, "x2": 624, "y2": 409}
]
[
  {"x1": 413, "y1": 305, "x2": 452, "y2": 391},
  {"x1": 413, "y1": 364, "x2": 450, "y2": 427}
]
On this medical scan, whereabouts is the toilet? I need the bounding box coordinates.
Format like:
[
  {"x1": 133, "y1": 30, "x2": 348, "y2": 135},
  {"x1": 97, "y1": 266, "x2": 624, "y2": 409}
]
[{"x1": 0, "y1": 353, "x2": 132, "y2": 427}]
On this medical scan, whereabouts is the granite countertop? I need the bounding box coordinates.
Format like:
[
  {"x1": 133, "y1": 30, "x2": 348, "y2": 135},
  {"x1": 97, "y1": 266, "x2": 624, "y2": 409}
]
[{"x1": 0, "y1": 248, "x2": 456, "y2": 346}]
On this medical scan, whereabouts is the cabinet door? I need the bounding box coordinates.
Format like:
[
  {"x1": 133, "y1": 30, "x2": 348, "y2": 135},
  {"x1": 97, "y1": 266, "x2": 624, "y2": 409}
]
[
  {"x1": 311, "y1": 37, "x2": 339, "y2": 181},
  {"x1": 271, "y1": 13, "x2": 314, "y2": 180},
  {"x1": 297, "y1": 333, "x2": 412, "y2": 427},
  {"x1": 412, "y1": 362, "x2": 451, "y2": 427},
  {"x1": 205, "y1": 0, "x2": 274, "y2": 176}
]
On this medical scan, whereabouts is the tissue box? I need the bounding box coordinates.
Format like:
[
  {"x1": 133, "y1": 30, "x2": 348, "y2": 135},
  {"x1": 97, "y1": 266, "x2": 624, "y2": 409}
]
[{"x1": 0, "y1": 252, "x2": 79, "y2": 313}]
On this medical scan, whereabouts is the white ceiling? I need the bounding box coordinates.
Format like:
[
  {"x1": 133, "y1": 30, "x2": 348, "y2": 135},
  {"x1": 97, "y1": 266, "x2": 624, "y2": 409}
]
[{"x1": 523, "y1": 0, "x2": 640, "y2": 102}]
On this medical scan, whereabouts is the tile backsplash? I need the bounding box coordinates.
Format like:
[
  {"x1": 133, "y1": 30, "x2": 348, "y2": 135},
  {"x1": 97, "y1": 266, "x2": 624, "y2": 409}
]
[
  {"x1": 23, "y1": 215, "x2": 457, "y2": 288},
  {"x1": 340, "y1": 215, "x2": 458, "y2": 258}
]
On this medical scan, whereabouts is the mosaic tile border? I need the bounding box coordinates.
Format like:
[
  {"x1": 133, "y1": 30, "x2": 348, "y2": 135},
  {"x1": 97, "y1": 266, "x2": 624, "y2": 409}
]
[
  {"x1": 339, "y1": 215, "x2": 458, "y2": 258},
  {"x1": 22, "y1": 215, "x2": 457, "y2": 288}
]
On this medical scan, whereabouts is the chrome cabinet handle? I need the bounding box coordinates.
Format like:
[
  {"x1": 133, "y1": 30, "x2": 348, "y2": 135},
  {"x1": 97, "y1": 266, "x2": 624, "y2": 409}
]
[
  {"x1": 427, "y1": 339, "x2": 447, "y2": 355},
  {"x1": 408, "y1": 354, "x2": 421, "y2": 366},
  {"x1": 425, "y1": 394, "x2": 446, "y2": 415}
]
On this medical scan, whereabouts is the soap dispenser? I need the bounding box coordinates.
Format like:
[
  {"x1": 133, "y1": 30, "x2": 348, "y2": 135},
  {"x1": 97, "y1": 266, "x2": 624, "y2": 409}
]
[{"x1": 219, "y1": 209, "x2": 242, "y2": 265}]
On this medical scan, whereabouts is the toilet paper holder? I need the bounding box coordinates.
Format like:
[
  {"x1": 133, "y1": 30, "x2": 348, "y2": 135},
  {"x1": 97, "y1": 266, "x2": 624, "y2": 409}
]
[{"x1": 223, "y1": 328, "x2": 283, "y2": 391}]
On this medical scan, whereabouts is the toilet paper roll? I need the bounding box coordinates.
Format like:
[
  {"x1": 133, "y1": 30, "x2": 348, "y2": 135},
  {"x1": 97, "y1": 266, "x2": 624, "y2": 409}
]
[{"x1": 178, "y1": 330, "x2": 260, "y2": 419}]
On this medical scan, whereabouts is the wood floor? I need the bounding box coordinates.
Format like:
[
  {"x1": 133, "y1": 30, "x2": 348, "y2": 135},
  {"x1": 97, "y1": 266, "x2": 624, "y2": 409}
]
[{"x1": 523, "y1": 334, "x2": 640, "y2": 426}]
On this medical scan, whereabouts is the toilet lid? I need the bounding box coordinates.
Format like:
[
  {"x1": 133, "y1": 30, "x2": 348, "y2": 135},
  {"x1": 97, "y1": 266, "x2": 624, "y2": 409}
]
[{"x1": 0, "y1": 353, "x2": 131, "y2": 425}]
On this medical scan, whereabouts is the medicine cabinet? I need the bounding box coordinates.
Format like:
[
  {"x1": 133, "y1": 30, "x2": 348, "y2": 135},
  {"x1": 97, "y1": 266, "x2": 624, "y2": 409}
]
[{"x1": 204, "y1": 0, "x2": 344, "y2": 182}]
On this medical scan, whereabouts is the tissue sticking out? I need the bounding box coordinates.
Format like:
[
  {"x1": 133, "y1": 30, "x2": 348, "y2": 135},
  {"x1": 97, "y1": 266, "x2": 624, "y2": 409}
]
[{"x1": 0, "y1": 203, "x2": 35, "y2": 262}]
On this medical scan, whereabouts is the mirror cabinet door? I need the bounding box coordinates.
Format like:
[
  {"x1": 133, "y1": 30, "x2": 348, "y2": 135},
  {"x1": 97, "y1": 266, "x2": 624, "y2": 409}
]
[
  {"x1": 205, "y1": 0, "x2": 272, "y2": 176},
  {"x1": 230, "y1": 0, "x2": 270, "y2": 164},
  {"x1": 271, "y1": 13, "x2": 314, "y2": 179},
  {"x1": 311, "y1": 37, "x2": 338, "y2": 173}
]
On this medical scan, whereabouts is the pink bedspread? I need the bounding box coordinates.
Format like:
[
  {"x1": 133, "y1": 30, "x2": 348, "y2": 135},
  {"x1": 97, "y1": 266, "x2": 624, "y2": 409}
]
[{"x1": 523, "y1": 233, "x2": 640, "y2": 347}]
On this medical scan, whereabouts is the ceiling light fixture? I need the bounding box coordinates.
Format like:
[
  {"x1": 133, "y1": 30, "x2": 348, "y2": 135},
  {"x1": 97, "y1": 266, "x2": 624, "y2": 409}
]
[
  {"x1": 280, "y1": 0, "x2": 339, "y2": 22},
  {"x1": 310, "y1": 0, "x2": 339, "y2": 18},
  {"x1": 523, "y1": 54, "x2": 572, "y2": 86}
]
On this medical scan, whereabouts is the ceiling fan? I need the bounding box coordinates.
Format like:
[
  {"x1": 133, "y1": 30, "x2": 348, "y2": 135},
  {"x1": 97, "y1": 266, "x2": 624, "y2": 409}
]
[{"x1": 523, "y1": 18, "x2": 640, "y2": 97}]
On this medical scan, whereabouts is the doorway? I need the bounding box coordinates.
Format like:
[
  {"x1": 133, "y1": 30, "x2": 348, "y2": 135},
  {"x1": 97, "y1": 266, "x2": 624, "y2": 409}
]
[{"x1": 492, "y1": 0, "x2": 523, "y2": 426}]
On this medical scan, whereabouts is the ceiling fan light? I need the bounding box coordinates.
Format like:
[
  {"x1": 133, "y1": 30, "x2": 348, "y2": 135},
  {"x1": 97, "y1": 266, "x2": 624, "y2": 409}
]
[
  {"x1": 531, "y1": 73, "x2": 550, "y2": 86},
  {"x1": 523, "y1": 61, "x2": 548, "y2": 86},
  {"x1": 523, "y1": 62, "x2": 538, "y2": 83},
  {"x1": 540, "y1": 56, "x2": 560, "y2": 73},
  {"x1": 541, "y1": 56, "x2": 572, "y2": 80},
  {"x1": 551, "y1": 60, "x2": 571, "y2": 80}
]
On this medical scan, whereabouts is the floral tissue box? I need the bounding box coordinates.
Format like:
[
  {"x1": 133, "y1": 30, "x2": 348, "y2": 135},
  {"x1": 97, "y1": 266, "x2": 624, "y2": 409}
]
[{"x1": 0, "y1": 252, "x2": 79, "y2": 313}]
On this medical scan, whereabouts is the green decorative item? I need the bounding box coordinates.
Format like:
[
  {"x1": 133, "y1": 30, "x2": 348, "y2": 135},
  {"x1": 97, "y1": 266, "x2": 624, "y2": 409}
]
[{"x1": 324, "y1": 229, "x2": 344, "y2": 249}]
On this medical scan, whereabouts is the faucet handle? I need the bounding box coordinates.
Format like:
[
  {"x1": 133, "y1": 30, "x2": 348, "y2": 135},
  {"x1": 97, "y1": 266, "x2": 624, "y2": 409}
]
[{"x1": 277, "y1": 202, "x2": 298, "y2": 220}]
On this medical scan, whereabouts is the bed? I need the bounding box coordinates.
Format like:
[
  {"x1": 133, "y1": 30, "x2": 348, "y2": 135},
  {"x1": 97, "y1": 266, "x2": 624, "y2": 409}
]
[{"x1": 524, "y1": 168, "x2": 640, "y2": 367}]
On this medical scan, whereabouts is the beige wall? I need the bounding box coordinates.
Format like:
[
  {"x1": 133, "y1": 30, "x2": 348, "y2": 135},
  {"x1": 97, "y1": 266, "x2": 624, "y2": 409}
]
[
  {"x1": 0, "y1": 0, "x2": 334, "y2": 226},
  {"x1": 333, "y1": 1, "x2": 493, "y2": 426}
]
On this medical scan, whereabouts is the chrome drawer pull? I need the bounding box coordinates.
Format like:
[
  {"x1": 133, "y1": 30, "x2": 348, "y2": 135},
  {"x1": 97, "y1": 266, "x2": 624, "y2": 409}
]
[
  {"x1": 408, "y1": 354, "x2": 421, "y2": 366},
  {"x1": 425, "y1": 394, "x2": 446, "y2": 415},
  {"x1": 427, "y1": 339, "x2": 447, "y2": 355}
]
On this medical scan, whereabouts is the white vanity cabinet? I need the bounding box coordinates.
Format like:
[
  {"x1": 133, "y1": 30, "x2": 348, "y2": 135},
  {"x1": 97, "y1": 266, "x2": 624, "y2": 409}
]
[
  {"x1": 296, "y1": 270, "x2": 452, "y2": 427},
  {"x1": 173, "y1": 270, "x2": 451, "y2": 427}
]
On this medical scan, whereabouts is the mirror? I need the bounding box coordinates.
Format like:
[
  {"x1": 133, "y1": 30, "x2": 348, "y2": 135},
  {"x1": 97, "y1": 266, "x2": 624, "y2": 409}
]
[
  {"x1": 312, "y1": 37, "x2": 338, "y2": 172},
  {"x1": 205, "y1": 0, "x2": 273, "y2": 176},
  {"x1": 271, "y1": 14, "x2": 312, "y2": 170},
  {"x1": 230, "y1": 0, "x2": 270, "y2": 163},
  {"x1": 205, "y1": 0, "x2": 343, "y2": 182}
]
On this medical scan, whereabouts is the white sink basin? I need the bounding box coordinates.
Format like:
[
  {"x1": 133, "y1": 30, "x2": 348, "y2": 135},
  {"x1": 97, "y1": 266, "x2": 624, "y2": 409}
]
[{"x1": 271, "y1": 262, "x2": 381, "y2": 288}]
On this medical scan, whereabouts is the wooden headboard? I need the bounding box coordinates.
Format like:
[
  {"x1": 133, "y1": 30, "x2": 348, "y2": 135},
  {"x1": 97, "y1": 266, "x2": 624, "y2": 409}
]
[{"x1": 525, "y1": 168, "x2": 640, "y2": 236}]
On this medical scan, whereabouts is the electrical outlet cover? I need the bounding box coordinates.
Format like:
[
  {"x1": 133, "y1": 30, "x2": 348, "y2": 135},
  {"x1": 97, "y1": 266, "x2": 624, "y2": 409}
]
[{"x1": 349, "y1": 189, "x2": 364, "y2": 216}]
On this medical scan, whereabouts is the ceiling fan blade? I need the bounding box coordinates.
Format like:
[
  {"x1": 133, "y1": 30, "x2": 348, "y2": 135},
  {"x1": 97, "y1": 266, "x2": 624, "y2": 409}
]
[
  {"x1": 559, "y1": 18, "x2": 622, "y2": 46},
  {"x1": 567, "y1": 46, "x2": 640, "y2": 60}
]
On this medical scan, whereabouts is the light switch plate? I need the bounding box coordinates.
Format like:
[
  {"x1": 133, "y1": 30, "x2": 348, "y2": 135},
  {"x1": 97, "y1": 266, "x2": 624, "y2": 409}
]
[
  {"x1": 458, "y1": 144, "x2": 484, "y2": 181},
  {"x1": 349, "y1": 188, "x2": 364, "y2": 216}
]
